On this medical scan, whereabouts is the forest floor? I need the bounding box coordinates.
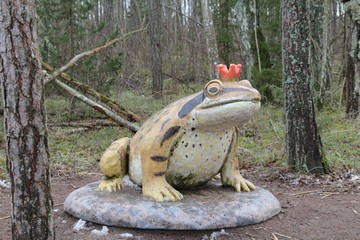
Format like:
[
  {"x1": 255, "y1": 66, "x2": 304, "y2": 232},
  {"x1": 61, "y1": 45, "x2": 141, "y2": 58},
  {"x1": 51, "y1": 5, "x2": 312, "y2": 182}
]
[{"x1": 1, "y1": 165, "x2": 359, "y2": 240}]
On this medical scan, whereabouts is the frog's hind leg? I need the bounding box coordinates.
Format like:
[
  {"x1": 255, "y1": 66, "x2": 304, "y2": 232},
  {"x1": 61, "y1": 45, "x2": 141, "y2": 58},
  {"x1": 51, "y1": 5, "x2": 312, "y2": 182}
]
[{"x1": 98, "y1": 137, "x2": 130, "y2": 192}]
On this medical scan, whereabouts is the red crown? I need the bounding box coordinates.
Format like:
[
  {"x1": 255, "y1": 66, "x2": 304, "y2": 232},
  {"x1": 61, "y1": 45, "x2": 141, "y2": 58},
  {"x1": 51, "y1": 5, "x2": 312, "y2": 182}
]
[{"x1": 216, "y1": 64, "x2": 242, "y2": 82}]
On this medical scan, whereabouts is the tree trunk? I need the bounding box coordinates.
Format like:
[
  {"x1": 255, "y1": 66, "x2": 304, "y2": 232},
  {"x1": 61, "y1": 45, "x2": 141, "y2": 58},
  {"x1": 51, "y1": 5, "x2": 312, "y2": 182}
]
[
  {"x1": 148, "y1": 0, "x2": 163, "y2": 98},
  {"x1": 343, "y1": 1, "x2": 360, "y2": 119},
  {"x1": 233, "y1": 0, "x2": 254, "y2": 80},
  {"x1": 281, "y1": 0, "x2": 329, "y2": 174},
  {"x1": 308, "y1": 0, "x2": 331, "y2": 109},
  {"x1": 0, "y1": 1, "x2": 55, "y2": 239},
  {"x1": 201, "y1": 0, "x2": 219, "y2": 79}
]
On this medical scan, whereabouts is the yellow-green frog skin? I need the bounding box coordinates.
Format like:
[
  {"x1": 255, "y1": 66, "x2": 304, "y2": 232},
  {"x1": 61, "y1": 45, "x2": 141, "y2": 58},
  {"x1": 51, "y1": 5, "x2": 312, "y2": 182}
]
[{"x1": 98, "y1": 79, "x2": 261, "y2": 201}]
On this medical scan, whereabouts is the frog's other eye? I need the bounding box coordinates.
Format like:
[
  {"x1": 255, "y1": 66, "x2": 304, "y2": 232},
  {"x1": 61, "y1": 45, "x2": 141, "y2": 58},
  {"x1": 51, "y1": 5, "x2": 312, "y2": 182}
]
[{"x1": 205, "y1": 80, "x2": 222, "y2": 97}]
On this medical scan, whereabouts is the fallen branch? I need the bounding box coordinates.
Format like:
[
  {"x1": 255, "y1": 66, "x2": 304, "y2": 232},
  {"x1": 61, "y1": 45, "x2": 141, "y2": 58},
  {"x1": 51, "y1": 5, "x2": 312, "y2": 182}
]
[
  {"x1": 53, "y1": 78, "x2": 140, "y2": 133},
  {"x1": 44, "y1": 27, "x2": 145, "y2": 84},
  {"x1": 42, "y1": 62, "x2": 143, "y2": 123},
  {"x1": 49, "y1": 120, "x2": 118, "y2": 128}
]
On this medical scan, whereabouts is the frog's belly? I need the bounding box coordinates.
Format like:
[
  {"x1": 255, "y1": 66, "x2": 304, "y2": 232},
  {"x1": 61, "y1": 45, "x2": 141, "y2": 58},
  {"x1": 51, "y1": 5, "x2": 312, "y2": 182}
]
[{"x1": 166, "y1": 129, "x2": 233, "y2": 188}]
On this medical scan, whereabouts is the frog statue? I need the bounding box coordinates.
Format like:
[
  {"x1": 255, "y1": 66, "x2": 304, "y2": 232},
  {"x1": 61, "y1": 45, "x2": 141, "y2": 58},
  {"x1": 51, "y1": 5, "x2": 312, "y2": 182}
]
[{"x1": 98, "y1": 64, "x2": 261, "y2": 201}]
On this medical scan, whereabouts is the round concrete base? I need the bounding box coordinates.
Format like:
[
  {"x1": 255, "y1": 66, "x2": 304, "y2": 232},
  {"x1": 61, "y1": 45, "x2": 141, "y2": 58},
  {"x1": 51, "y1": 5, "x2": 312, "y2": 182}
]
[{"x1": 64, "y1": 180, "x2": 281, "y2": 230}]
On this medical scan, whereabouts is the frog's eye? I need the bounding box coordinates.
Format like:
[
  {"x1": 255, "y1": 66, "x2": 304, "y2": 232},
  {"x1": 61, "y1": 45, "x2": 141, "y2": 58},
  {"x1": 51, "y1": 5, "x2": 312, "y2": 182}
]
[{"x1": 205, "y1": 80, "x2": 222, "y2": 97}]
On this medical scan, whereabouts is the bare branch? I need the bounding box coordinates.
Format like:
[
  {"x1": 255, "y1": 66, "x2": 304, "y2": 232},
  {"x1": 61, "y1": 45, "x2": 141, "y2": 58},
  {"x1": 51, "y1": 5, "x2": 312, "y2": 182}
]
[{"x1": 44, "y1": 27, "x2": 145, "y2": 84}]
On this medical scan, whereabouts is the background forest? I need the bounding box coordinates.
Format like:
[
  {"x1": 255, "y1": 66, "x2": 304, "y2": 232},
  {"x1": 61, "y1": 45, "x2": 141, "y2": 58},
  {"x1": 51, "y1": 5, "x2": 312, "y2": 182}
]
[{"x1": 1, "y1": 0, "x2": 359, "y2": 180}]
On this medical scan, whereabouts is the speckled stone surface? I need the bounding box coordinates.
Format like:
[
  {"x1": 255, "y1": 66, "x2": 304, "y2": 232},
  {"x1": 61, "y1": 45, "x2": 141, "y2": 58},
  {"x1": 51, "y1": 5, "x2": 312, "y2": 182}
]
[{"x1": 64, "y1": 180, "x2": 281, "y2": 230}]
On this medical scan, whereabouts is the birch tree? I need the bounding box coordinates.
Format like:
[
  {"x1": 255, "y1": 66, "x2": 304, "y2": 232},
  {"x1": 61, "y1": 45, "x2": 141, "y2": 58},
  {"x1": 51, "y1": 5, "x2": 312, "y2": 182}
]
[
  {"x1": 232, "y1": 0, "x2": 254, "y2": 79},
  {"x1": 201, "y1": 0, "x2": 219, "y2": 79}
]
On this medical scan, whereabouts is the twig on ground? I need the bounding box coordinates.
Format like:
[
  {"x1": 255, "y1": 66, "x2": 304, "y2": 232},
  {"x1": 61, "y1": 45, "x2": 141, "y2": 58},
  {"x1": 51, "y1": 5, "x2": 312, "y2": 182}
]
[
  {"x1": 289, "y1": 190, "x2": 320, "y2": 196},
  {"x1": 70, "y1": 183, "x2": 77, "y2": 189},
  {"x1": 273, "y1": 232, "x2": 292, "y2": 239},
  {"x1": 271, "y1": 233, "x2": 279, "y2": 240},
  {"x1": 0, "y1": 215, "x2": 10, "y2": 220},
  {"x1": 54, "y1": 203, "x2": 64, "y2": 207},
  {"x1": 321, "y1": 192, "x2": 340, "y2": 198}
]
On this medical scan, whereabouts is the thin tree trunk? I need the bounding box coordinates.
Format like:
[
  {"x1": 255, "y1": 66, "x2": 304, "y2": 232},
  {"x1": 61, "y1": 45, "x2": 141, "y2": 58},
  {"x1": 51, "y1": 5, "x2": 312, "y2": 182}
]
[
  {"x1": 233, "y1": 0, "x2": 254, "y2": 80},
  {"x1": 201, "y1": 0, "x2": 219, "y2": 79},
  {"x1": 0, "y1": 0, "x2": 55, "y2": 239},
  {"x1": 282, "y1": 0, "x2": 329, "y2": 174},
  {"x1": 343, "y1": 1, "x2": 360, "y2": 118},
  {"x1": 253, "y1": 0, "x2": 261, "y2": 73},
  {"x1": 308, "y1": 0, "x2": 331, "y2": 109},
  {"x1": 148, "y1": 0, "x2": 163, "y2": 98}
]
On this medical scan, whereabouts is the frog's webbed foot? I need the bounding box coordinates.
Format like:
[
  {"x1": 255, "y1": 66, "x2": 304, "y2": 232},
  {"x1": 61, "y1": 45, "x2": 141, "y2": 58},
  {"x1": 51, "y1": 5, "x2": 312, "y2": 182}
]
[
  {"x1": 222, "y1": 173, "x2": 256, "y2": 192},
  {"x1": 98, "y1": 176, "x2": 124, "y2": 192},
  {"x1": 143, "y1": 180, "x2": 183, "y2": 201}
]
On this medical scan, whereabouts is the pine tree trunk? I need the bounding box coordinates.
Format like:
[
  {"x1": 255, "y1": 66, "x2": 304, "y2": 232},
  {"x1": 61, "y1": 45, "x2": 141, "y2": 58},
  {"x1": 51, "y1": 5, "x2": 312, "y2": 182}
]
[
  {"x1": 282, "y1": 0, "x2": 329, "y2": 174},
  {"x1": 148, "y1": 0, "x2": 163, "y2": 98},
  {"x1": 0, "y1": 1, "x2": 55, "y2": 239}
]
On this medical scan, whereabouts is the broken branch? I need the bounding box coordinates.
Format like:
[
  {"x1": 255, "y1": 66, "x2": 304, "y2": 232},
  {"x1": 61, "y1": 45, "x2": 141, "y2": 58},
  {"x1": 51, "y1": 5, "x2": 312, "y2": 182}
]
[
  {"x1": 42, "y1": 62, "x2": 143, "y2": 122},
  {"x1": 44, "y1": 27, "x2": 145, "y2": 84},
  {"x1": 52, "y1": 78, "x2": 140, "y2": 133}
]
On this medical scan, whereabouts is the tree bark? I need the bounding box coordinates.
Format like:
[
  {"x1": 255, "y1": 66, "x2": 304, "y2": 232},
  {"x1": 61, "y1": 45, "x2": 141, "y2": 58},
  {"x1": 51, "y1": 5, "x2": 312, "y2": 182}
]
[
  {"x1": 343, "y1": 1, "x2": 360, "y2": 119},
  {"x1": 233, "y1": 0, "x2": 254, "y2": 80},
  {"x1": 201, "y1": 0, "x2": 219, "y2": 79},
  {"x1": 0, "y1": 0, "x2": 55, "y2": 239},
  {"x1": 148, "y1": 0, "x2": 163, "y2": 98},
  {"x1": 308, "y1": 0, "x2": 331, "y2": 109},
  {"x1": 282, "y1": 0, "x2": 329, "y2": 174}
]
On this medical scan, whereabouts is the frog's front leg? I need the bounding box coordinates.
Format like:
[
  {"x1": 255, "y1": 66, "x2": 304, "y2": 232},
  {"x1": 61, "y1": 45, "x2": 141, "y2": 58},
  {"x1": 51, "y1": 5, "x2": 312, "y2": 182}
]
[
  {"x1": 221, "y1": 130, "x2": 255, "y2": 192},
  {"x1": 98, "y1": 138, "x2": 130, "y2": 192},
  {"x1": 141, "y1": 150, "x2": 183, "y2": 201}
]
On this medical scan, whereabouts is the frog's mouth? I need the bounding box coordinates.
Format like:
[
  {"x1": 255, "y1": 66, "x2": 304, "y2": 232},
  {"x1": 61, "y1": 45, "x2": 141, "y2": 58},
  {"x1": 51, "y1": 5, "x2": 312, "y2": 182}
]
[
  {"x1": 194, "y1": 98, "x2": 261, "y2": 129},
  {"x1": 200, "y1": 97, "x2": 261, "y2": 110}
]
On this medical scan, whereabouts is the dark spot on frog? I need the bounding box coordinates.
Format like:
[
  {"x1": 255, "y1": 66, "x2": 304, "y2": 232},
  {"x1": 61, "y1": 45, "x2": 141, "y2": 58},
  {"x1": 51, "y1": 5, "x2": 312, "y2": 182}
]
[
  {"x1": 199, "y1": 143, "x2": 202, "y2": 147},
  {"x1": 185, "y1": 154, "x2": 188, "y2": 158},
  {"x1": 184, "y1": 143, "x2": 188, "y2": 148},
  {"x1": 178, "y1": 93, "x2": 204, "y2": 118},
  {"x1": 191, "y1": 127, "x2": 196, "y2": 131},
  {"x1": 150, "y1": 156, "x2": 168, "y2": 162},
  {"x1": 192, "y1": 144, "x2": 195, "y2": 148},
  {"x1": 160, "y1": 125, "x2": 181, "y2": 147},
  {"x1": 154, "y1": 171, "x2": 166, "y2": 177},
  {"x1": 220, "y1": 137, "x2": 222, "y2": 140}
]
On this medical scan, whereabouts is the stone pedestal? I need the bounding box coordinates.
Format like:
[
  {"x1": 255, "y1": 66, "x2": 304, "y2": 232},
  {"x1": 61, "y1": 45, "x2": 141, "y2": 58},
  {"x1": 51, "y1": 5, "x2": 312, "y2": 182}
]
[{"x1": 64, "y1": 180, "x2": 281, "y2": 230}]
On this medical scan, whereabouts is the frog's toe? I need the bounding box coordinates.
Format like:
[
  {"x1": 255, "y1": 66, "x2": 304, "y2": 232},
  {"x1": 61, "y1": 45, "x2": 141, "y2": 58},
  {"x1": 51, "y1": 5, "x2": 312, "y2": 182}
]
[
  {"x1": 235, "y1": 177, "x2": 255, "y2": 192},
  {"x1": 143, "y1": 182, "x2": 183, "y2": 201},
  {"x1": 98, "y1": 176, "x2": 123, "y2": 192}
]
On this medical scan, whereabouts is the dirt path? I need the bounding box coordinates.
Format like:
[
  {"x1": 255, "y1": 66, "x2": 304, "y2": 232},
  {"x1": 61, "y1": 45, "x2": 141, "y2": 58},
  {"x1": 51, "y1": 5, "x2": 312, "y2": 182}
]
[{"x1": 1, "y1": 168, "x2": 359, "y2": 240}]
